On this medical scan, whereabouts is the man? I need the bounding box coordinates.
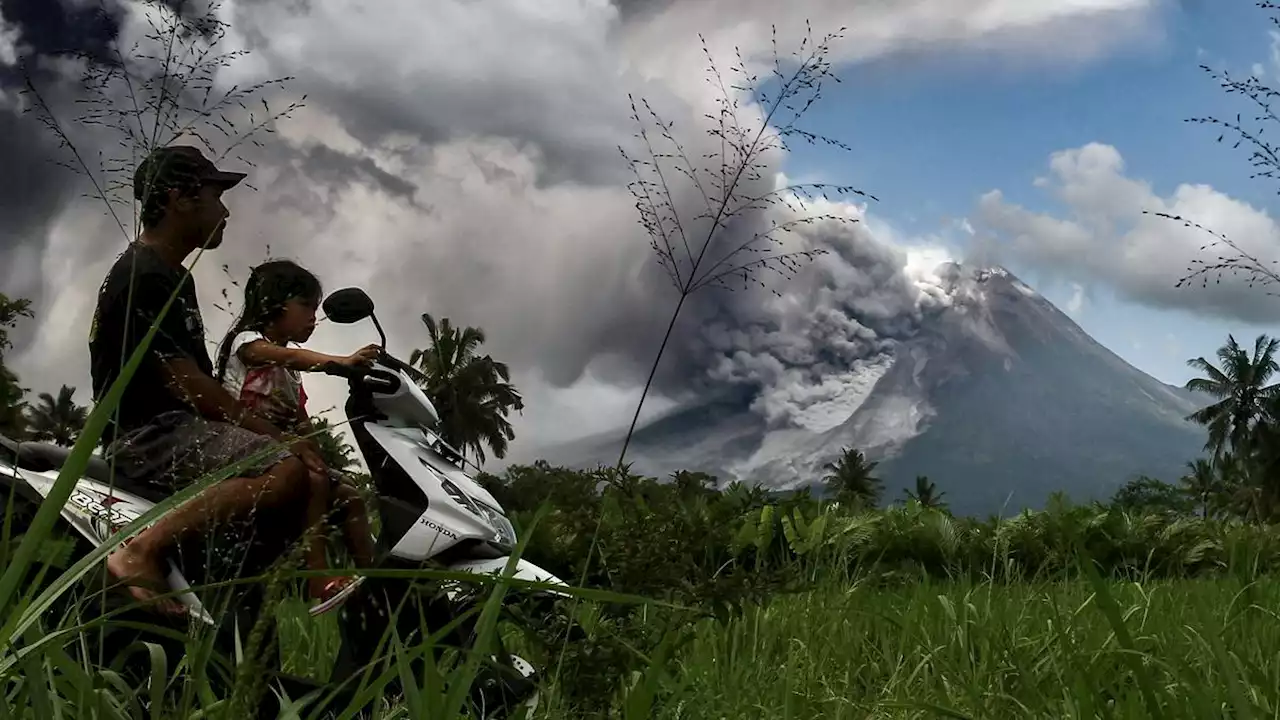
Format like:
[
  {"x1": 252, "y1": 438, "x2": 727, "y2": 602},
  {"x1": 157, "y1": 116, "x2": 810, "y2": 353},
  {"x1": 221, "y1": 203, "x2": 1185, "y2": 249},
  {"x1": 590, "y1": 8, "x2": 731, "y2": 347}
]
[{"x1": 90, "y1": 144, "x2": 326, "y2": 615}]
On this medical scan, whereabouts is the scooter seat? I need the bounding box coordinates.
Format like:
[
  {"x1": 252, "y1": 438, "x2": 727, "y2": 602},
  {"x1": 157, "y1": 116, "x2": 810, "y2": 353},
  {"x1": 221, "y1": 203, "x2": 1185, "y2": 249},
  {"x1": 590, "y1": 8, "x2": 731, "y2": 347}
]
[{"x1": 0, "y1": 434, "x2": 154, "y2": 498}]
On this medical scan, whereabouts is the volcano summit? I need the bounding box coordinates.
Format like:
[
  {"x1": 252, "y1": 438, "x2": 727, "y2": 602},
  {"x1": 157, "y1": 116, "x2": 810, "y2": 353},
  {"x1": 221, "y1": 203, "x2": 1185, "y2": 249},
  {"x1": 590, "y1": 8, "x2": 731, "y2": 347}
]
[{"x1": 549, "y1": 264, "x2": 1207, "y2": 516}]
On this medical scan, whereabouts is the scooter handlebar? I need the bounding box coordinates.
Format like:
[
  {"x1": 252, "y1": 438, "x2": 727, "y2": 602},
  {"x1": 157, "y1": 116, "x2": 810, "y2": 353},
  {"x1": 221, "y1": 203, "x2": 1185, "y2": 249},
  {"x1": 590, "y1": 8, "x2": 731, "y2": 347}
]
[
  {"x1": 321, "y1": 361, "x2": 401, "y2": 393},
  {"x1": 321, "y1": 361, "x2": 361, "y2": 378}
]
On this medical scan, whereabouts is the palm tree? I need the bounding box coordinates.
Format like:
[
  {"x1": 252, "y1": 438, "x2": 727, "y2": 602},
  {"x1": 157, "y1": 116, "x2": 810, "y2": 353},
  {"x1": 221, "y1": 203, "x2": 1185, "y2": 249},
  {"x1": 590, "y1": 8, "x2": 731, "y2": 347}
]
[
  {"x1": 0, "y1": 294, "x2": 32, "y2": 441},
  {"x1": 0, "y1": 366, "x2": 27, "y2": 440},
  {"x1": 25, "y1": 385, "x2": 88, "y2": 447},
  {"x1": 1229, "y1": 405, "x2": 1280, "y2": 522},
  {"x1": 1178, "y1": 459, "x2": 1221, "y2": 520},
  {"x1": 1209, "y1": 451, "x2": 1265, "y2": 522},
  {"x1": 409, "y1": 313, "x2": 524, "y2": 466},
  {"x1": 904, "y1": 475, "x2": 946, "y2": 510},
  {"x1": 1185, "y1": 334, "x2": 1280, "y2": 461},
  {"x1": 310, "y1": 416, "x2": 358, "y2": 474},
  {"x1": 670, "y1": 469, "x2": 717, "y2": 497},
  {"x1": 822, "y1": 447, "x2": 883, "y2": 509}
]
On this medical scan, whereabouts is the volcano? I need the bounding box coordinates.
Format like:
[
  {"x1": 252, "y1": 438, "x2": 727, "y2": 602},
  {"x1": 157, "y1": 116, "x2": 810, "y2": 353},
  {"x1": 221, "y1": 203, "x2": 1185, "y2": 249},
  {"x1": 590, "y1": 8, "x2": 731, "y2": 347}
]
[{"x1": 547, "y1": 264, "x2": 1208, "y2": 516}]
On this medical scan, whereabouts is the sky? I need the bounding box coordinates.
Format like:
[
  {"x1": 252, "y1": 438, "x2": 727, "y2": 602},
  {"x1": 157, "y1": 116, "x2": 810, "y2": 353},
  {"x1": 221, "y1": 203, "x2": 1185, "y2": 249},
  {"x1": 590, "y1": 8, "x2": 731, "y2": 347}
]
[
  {"x1": 783, "y1": 0, "x2": 1280, "y2": 385},
  {"x1": 2, "y1": 0, "x2": 1280, "y2": 471}
]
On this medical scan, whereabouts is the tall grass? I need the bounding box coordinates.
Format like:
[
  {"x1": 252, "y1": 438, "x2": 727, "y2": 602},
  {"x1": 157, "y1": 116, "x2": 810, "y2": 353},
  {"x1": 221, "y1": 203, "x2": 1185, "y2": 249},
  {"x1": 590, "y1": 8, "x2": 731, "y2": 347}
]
[
  {"x1": 261, "y1": 564, "x2": 1280, "y2": 718},
  {"x1": 500, "y1": 572, "x2": 1277, "y2": 719}
]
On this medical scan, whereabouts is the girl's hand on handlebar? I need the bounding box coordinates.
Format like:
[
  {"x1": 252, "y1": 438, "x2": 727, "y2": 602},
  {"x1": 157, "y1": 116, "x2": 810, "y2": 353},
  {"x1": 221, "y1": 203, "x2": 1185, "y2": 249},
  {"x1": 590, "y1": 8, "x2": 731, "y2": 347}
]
[{"x1": 339, "y1": 344, "x2": 381, "y2": 368}]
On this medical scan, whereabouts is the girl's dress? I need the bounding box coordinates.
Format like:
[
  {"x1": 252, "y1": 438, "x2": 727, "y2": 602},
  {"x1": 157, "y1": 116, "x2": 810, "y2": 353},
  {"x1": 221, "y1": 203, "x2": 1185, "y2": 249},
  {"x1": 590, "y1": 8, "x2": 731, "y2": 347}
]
[
  {"x1": 222, "y1": 331, "x2": 354, "y2": 491},
  {"x1": 223, "y1": 331, "x2": 366, "y2": 616},
  {"x1": 221, "y1": 331, "x2": 309, "y2": 433}
]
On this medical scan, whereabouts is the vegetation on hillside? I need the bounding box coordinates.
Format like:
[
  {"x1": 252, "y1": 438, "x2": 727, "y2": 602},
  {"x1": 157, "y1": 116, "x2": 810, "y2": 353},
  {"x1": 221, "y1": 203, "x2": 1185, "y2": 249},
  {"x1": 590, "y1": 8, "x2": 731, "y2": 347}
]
[{"x1": 0, "y1": 293, "x2": 33, "y2": 439}]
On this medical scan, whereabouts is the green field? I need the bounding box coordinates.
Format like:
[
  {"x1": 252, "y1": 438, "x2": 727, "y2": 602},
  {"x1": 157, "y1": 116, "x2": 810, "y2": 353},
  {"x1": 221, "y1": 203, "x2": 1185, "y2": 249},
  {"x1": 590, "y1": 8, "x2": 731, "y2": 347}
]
[
  {"x1": 11, "y1": 568, "x2": 1280, "y2": 718},
  {"x1": 643, "y1": 577, "x2": 1280, "y2": 719},
  {"x1": 253, "y1": 574, "x2": 1280, "y2": 719}
]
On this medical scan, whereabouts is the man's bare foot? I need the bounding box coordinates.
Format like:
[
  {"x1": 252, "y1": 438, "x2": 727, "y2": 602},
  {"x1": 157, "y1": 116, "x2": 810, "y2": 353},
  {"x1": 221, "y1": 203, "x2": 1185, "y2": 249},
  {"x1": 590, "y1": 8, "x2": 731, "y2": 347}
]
[{"x1": 105, "y1": 544, "x2": 186, "y2": 616}]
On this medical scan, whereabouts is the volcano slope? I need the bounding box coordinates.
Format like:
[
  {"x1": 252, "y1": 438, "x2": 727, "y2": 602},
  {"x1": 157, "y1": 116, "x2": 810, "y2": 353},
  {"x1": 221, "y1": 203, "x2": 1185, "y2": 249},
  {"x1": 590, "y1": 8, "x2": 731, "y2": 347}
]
[{"x1": 550, "y1": 264, "x2": 1208, "y2": 517}]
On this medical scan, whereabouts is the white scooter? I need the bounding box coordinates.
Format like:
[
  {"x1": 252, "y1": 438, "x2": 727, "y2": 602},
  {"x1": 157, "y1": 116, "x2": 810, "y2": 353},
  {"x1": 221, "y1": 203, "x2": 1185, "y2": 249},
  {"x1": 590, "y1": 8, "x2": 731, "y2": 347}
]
[{"x1": 0, "y1": 287, "x2": 568, "y2": 717}]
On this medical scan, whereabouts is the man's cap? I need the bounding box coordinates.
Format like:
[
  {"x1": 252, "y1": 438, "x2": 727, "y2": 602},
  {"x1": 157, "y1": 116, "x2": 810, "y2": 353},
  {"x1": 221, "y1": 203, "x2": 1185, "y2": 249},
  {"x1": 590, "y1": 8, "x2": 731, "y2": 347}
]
[{"x1": 132, "y1": 144, "x2": 247, "y2": 202}]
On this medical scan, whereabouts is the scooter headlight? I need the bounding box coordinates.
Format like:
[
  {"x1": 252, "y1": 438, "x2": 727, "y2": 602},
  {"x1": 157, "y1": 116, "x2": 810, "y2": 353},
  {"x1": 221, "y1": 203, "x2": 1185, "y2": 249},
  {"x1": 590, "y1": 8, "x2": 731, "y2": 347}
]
[
  {"x1": 428, "y1": 464, "x2": 518, "y2": 549},
  {"x1": 476, "y1": 502, "x2": 518, "y2": 549}
]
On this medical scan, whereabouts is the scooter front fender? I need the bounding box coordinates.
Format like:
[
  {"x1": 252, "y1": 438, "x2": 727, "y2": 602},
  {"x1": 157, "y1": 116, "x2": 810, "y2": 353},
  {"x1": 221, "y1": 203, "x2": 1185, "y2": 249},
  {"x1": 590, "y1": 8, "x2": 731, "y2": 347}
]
[{"x1": 445, "y1": 557, "x2": 570, "y2": 599}]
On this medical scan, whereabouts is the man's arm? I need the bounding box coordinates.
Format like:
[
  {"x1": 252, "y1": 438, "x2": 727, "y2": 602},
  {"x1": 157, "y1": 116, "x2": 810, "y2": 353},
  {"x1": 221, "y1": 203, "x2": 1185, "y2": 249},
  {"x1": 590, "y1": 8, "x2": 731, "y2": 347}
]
[
  {"x1": 293, "y1": 403, "x2": 315, "y2": 434},
  {"x1": 124, "y1": 270, "x2": 195, "y2": 367},
  {"x1": 122, "y1": 271, "x2": 326, "y2": 473},
  {"x1": 162, "y1": 358, "x2": 326, "y2": 473},
  {"x1": 292, "y1": 403, "x2": 325, "y2": 453},
  {"x1": 161, "y1": 357, "x2": 285, "y2": 440}
]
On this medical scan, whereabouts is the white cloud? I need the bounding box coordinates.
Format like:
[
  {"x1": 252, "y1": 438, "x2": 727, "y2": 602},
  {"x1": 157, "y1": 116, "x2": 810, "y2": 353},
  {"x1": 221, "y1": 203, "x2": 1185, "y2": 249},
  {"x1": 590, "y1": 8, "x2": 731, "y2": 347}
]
[
  {"x1": 1065, "y1": 283, "x2": 1086, "y2": 315},
  {"x1": 1270, "y1": 30, "x2": 1280, "y2": 75},
  {"x1": 1246, "y1": 29, "x2": 1280, "y2": 78},
  {"x1": 623, "y1": 0, "x2": 1158, "y2": 85},
  {"x1": 0, "y1": 6, "x2": 21, "y2": 67},
  {"x1": 973, "y1": 142, "x2": 1280, "y2": 324}
]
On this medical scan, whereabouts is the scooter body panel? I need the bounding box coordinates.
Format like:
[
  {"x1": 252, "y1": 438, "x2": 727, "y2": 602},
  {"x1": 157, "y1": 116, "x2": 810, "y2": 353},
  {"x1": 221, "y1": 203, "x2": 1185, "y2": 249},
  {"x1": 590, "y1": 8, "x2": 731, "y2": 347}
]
[
  {"x1": 5, "y1": 465, "x2": 151, "y2": 545},
  {"x1": 1, "y1": 462, "x2": 216, "y2": 622},
  {"x1": 363, "y1": 422, "x2": 517, "y2": 562}
]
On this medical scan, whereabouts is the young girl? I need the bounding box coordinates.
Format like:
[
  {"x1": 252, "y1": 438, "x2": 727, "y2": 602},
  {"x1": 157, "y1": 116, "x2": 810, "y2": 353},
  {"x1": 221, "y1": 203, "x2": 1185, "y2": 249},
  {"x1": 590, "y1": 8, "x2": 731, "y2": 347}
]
[{"x1": 216, "y1": 260, "x2": 380, "y2": 615}]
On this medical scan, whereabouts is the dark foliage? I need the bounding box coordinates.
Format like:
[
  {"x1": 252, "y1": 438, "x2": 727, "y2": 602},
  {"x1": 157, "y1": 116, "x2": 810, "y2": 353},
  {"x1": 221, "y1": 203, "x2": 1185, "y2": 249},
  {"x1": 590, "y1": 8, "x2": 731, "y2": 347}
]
[{"x1": 0, "y1": 294, "x2": 34, "y2": 440}]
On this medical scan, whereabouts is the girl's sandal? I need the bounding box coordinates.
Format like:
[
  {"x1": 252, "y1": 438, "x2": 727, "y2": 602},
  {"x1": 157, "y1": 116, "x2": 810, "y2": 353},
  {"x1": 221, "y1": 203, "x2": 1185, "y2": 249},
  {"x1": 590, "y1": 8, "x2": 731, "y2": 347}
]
[{"x1": 308, "y1": 575, "x2": 366, "y2": 617}]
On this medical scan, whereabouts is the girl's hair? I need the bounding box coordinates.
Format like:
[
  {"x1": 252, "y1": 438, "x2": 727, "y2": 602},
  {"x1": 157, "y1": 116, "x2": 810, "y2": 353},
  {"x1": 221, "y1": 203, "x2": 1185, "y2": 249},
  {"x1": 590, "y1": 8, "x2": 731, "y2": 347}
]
[{"x1": 215, "y1": 259, "x2": 323, "y2": 382}]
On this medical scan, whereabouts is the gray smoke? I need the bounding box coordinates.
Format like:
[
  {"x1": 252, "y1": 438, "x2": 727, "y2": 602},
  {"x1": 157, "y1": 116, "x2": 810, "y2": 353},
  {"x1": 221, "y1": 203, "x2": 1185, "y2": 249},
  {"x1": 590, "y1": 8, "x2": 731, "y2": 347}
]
[
  {"x1": 0, "y1": 0, "x2": 129, "y2": 349},
  {"x1": 0, "y1": 0, "x2": 1159, "y2": 456}
]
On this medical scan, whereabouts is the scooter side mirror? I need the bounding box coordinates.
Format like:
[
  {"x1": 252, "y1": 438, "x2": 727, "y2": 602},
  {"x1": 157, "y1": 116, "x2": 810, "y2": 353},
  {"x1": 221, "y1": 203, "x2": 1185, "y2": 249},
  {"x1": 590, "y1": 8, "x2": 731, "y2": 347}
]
[{"x1": 322, "y1": 288, "x2": 375, "y2": 324}]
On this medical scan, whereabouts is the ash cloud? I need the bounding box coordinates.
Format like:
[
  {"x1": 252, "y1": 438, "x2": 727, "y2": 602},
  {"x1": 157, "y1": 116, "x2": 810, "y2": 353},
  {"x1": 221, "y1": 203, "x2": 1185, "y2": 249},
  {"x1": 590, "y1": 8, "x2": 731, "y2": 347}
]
[
  {"x1": 0, "y1": 0, "x2": 122, "y2": 348},
  {"x1": 683, "y1": 211, "x2": 956, "y2": 429},
  {"x1": 1, "y1": 0, "x2": 1161, "y2": 457}
]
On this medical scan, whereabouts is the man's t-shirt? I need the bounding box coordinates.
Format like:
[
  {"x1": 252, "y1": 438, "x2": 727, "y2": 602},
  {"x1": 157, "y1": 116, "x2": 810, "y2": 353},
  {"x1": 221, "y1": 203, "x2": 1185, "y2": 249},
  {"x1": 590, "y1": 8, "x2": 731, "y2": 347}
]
[{"x1": 89, "y1": 242, "x2": 214, "y2": 436}]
